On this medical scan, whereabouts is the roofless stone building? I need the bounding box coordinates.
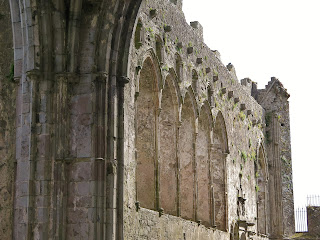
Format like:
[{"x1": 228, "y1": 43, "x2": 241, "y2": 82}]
[{"x1": 0, "y1": 0, "x2": 294, "y2": 239}]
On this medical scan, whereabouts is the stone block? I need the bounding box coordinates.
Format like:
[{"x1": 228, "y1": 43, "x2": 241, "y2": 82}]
[
  {"x1": 228, "y1": 91, "x2": 234, "y2": 98},
  {"x1": 37, "y1": 134, "x2": 50, "y2": 158},
  {"x1": 76, "y1": 182, "x2": 91, "y2": 196},
  {"x1": 196, "y1": 58, "x2": 203, "y2": 64},
  {"x1": 76, "y1": 125, "x2": 92, "y2": 158},
  {"x1": 34, "y1": 180, "x2": 50, "y2": 195},
  {"x1": 15, "y1": 196, "x2": 29, "y2": 208},
  {"x1": 164, "y1": 25, "x2": 172, "y2": 32},
  {"x1": 36, "y1": 207, "x2": 49, "y2": 223},
  {"x1": 307, "y1": 206, "x2": 320, "y2": 236},
  {"x1": 190, "y1": 21, "x2": 200, "y2": 29},
  {"x1": 67, "y1": 208, "x2": 89, "y2": 224},
  {"x1": 14, "y1": 208, "x2": 28, "y2": 224},
  {"x1": 149, "y1": 9, "x2": 157, "y2": 18},
  {"x1": 70, "y1": 162, "x2": 93, "y2": 182},
  {"x1": 16, "y1": 181, "x2": 28, "y2": 197},
  {"x1": 77, "y1": 113, "x2": 93, "y2": 126},
  {"x1": 187, "y1": 47, "x2": 193, "y2": 54},
  {"x1": 71, "y1": 94, "x2": 92, "y2": 115},
  {"x1": 16, "y1": 162, "x2": 30, "y2": 181},
  {"x1": 66, "y1": 223, "x2": 89, "y2": 239},
  {"x1": 227, "y1": 63, "x2": 234, "y2": 71}
]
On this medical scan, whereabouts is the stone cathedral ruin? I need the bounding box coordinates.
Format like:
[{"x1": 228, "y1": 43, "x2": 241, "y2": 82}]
[{"x1": 0, "y1": 0, "x2": 295, "y2": 239}]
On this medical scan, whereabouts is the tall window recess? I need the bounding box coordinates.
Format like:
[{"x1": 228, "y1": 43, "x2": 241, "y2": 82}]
[
  {"x1": 136, "y1": 57, "x2": 159, "y2": 210},
  {"x1": 255, "y1": 145, "x2": 268, "y2": 235},
  {"x1": 179, "y1": 93, "x2": 196, "y2": 221},
  {"x1": 211, "y1": 111, "x2": 228, "y2": 231},
  {"x1": 159, "y1": 75, "x2": 179, "y2": 215},
  {"x1": 196, "y1": 107, "x2": 211, "y2": 226}
]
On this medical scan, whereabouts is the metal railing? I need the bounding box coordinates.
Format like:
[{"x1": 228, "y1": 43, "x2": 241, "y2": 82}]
[
  {"x1": 307, "y1": 195, "x2": 320, "y2": 206},
  {"x1": 295, "y1": 207, "x2": 308, "y2": 232},
  {"x1": 295, "y1": 195, "x2": 320, "y2": 233}
]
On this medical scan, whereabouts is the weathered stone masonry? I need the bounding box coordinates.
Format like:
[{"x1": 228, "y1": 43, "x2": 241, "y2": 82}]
[{"x1": 0, "y1": 0, "x2": 294, "y2": 239}]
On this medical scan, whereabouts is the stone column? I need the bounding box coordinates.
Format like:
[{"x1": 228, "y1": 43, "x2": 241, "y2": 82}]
[
  {"x1": 53, "y1": 73, "x2": 78, "y2": 239},
  {"x1": 14, "y1": 70, "x2": 41, "y2": 239}
]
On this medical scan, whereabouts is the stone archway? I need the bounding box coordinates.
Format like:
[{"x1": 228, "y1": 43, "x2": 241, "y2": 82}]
[
  {"x1": 7, "y1": 0, "x2": 144, "y2": 239},
  {"x1": 256, "y1": 145, "x2": 268, "y2": 235}
]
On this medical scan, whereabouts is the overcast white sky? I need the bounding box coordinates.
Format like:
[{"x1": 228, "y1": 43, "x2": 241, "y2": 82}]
[{"x1": 183, "y1": 0, "x2": 320, "y2": 208}]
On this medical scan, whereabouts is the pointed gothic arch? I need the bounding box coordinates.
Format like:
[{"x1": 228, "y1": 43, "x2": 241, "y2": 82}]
[
  {"x1": 159, "y1": 73, "x2": 179, "y2": 215},
  {"x1": 136, "y1": 56, "x2": 160, "y2": 210},
  {"x1": 196, "y1": 105, "x2": 212, "y2": 226},
  {"x1": 255, "y1": 143, "x2": 269, "y2": 235},
  {"x1": 212, "y1": 111, "x2": 228, "y2": 231},
  {"x1": 179, "y1": 91, "x2": 197, "y2": 220}
]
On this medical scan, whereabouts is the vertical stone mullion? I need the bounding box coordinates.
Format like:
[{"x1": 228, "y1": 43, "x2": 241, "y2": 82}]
[
  {"x1": 274, "y1": 115, "x2": 283, "y2": 236},
  {"x1": 224, "y1": 152, "x2": 229, "y2": 232},
  {"x1": 55, "y1": 75, "x2": 68, "y2": 159},
  {"x1": 268, "y1": 112, "x2": 283, "y2": 238},
  {"x1": 264, "y1": 179, "x2": 269, "y2": 235},
  {"x1": 92, "y1": 74, "x2": 107, "y2": 240},
  {"x1": 209, "y1": 142, "x2": 215, "y2": 227},
  {"x1": 116, "y1": 76, "x2": 130, "y2": 240},
  {"x1": 106, "y1": 74, "x2": 117, "y2": 240},
  {"x1": 52, "y1": 73, "x2": 77, "y2": 239},
  {"x1": 194, "y1": 120, "x2": 198, "y2": 222},
  {"x1": 17, "y1": 70, "x2": 40, "y2": 239},
  {"x1": 155, "y1": 107, "x2": 161, "y2": 211},
  {"x1": 176, "y1": 120, "x2": 182, "y2": 217},
  {"x1": 53, "y1": 160, "x2": 67, "y2": 240}
]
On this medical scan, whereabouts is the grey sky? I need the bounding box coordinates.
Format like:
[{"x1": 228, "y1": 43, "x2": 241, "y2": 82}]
[{"x1": 182, "y1": 0, "x2": 320, "y2": 207}]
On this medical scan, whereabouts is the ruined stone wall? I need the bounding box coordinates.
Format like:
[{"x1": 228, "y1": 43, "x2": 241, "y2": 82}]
[
  {"x1": 0, "y1": 0, "x2": 15, "y2": 238},
  {"x1": 122, "y1": 0, "x2": 282, "y2": 239},
  {"x1": 1, "y1": 0, "x2": 294, "y2": 239},
  {"x1": 257, "y1": 78, "x2": 295, "y2": 238},
  {"x1": 7, "y1": 0, "x2": 142, "y2": 239}
]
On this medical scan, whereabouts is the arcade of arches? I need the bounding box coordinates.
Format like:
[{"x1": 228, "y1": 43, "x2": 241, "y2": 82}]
[{"x1": 136, "y1": 56, "x2": 229, "y2": 230}]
